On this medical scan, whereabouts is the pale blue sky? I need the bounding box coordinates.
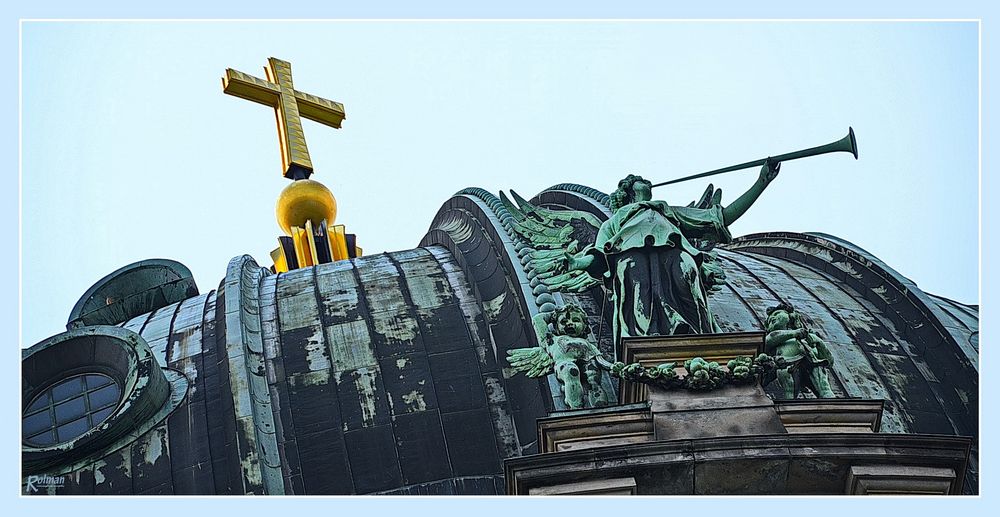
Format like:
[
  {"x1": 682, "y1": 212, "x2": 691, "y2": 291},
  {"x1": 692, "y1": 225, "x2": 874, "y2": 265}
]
[
  {"x1": 20, "y1": 21, "x2": 978, "y2": 350},
  {"x1": 4, "y1": 1, "x2": 998, "y2": 513}
]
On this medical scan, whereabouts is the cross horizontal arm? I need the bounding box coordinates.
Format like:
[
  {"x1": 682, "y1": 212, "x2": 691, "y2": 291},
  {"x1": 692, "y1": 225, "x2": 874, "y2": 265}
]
[
  {"x1": 223, "y1": 69, "x2": 281, "y2": 107},
  {"x1": 294, "y1": 90, "x2": 346, "y2": 129}
]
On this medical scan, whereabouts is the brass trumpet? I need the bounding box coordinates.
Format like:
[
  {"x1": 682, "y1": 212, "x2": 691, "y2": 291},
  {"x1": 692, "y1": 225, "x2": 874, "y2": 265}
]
[{"x1": 651, "y1": 127, "x2": 858, "y2": 188}]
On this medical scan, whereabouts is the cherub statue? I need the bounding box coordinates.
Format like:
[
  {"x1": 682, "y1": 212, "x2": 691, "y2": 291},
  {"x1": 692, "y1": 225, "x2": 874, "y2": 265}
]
[
  {"x1": 764, "y1": 302, "x2": 836, "y2": 398},
  {"x1": 506, "y1": 303, "x2": 612, "y2": 409}
]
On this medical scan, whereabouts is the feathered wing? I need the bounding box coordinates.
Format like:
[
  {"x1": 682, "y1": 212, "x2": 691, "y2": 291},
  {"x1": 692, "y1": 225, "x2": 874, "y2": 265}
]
[
  {"x1": 506, "y1": 347, "x2": 554, "y2": 378},
  {"x1": 500, "y1": 190, "x2": 603, "y2": 293},
  {"x1": 686, "y1": 183, "x2": 723, "y2": 209},
  {"x1": 682, "y1": 183, "x2": 729, "y2": 289},
  {"x1": 685, "y1": 183, "x2": 726, "y2": 253}
]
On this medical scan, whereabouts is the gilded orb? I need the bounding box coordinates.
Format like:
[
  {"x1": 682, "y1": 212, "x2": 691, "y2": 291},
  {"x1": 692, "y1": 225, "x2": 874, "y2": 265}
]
[{"x1": 275, "y1": 179, "x2": 338, "y2": 235}]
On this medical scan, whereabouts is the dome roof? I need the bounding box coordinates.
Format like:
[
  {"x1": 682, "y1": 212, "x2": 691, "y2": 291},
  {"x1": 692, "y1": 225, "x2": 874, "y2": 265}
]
[{"x1": 24, "y1": 183, "x2": 978, "y2": 495}]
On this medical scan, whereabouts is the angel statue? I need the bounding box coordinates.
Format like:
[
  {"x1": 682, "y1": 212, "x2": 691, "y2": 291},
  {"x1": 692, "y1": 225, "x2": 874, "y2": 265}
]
[
  {"x1": 764, "y1": 302, "x2": 836, "y2": 398},
  {"x1": 507, "y1": 304, "x2": 613, "y2": 409},
  {"x1": 503, "y1": 159, "x2": 781, "y2": 351}
]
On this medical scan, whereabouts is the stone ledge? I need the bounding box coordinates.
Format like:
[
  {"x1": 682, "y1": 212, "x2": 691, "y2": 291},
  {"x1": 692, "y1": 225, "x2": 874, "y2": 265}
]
[
  {"x1": 776, "y1": 399, "x2": 884, "y2": 434},
  {"x1": 537, "y1": 403, "x2": 652, "y2": 454},
  {"x1": 847, "y1": 465, "x2": 957, "y2": 495},
  {"x1": 504, "y1": 433, "x2": 971, "y2": 495},
  {"x1": 528, "y1": 477, "x2": 636, "y2": 495}
]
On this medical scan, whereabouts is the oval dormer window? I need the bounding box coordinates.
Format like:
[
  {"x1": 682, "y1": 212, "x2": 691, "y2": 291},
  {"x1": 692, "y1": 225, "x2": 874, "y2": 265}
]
[
  {"x1": 22, "y1": 325, "x2": 187, "y2": 477},
  {"x1": 23, "y1": 374, "x2": 122, "y2": 447}
]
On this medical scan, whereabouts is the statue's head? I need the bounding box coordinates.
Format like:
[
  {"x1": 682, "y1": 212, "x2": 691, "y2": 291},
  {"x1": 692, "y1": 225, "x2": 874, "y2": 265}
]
[
  {"x1": 610, "y1": 174, "x2": 653, "y2": 211},
  {"x1": 553, "y1": 303, "x2": 589, "y2": 338},
  {"x1": 765, "y1": 302, "x2": 797, "y2": 332}
]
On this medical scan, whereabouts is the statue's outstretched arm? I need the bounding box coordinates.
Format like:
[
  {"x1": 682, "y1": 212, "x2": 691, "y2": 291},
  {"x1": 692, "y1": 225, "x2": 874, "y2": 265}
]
[{"x1": 723, "y1": 158, "x2": 780, "y2": 225}]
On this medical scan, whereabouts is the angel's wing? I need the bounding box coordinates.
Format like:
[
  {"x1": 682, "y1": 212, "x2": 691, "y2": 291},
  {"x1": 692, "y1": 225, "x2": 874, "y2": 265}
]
[
  {"x1": 686, "y1": 183, "x2": 723, "y2": 209},
  {"x1": 685, "y1": 183, "x2": 724, "y2": 251},
  {"x1": 506, "y1": 347, "x2": 555, "y2": 378},
  {"x1": 501, "y1": 190, "x2": 602, "y2": 248},
  {"x1": 500, "y1": 190, "x2": 603, "y2": 293}
]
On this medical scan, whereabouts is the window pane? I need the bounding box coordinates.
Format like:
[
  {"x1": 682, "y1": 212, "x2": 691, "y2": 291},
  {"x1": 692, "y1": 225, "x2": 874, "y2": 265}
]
[
  {"x1": 91, "y1": 406, "x2": 114, "y2": 427},
  {"x1": 23, "y1": 374, "x2": 123, "y2": 446},
  {"x1": 25, "y1": 392, "x2": 50, "y2": 414},
  {"x1": 51, "y1": 377, "x2": 85, "y2": 403},
  {"x1": 88, "y1": 384, "x2": 120, "y2": 411},
  {"x1": 54, "y1": 396, "x2": 87, "y2": 425},
  {"x1": 26, "y1": 430, "x2": 56, "y2": 447},
  {"x1": 55, "y1": 416, "x2": 91, "y2": 442},
  {"x1": 85, "y1": 374, "x2": 113, "y2": 389},
  {"x1": 22, "y1": 410, "x2": 52, "y2": 436}
]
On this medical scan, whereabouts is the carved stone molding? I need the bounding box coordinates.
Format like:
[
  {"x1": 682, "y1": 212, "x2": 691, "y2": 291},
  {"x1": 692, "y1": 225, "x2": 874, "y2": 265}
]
[
  {"x1": 846, "y1": 465, "x2": 958, "y2": 495},
  {"x1": 528, "y1": 477, "x2": 636, "y2": 495}
]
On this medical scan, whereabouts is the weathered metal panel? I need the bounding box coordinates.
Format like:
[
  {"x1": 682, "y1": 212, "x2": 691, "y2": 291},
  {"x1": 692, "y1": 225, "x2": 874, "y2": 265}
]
[
  {"x1": 322, "y1": 324, "x2": 371, "y2": 370},
  {"x1": 296, "y1": 427, "x2": 354, "y2": 494},
  {"x1": 482, "y1": 372, "x2": 521, "y2": 459},
  {"x1": 165, "y1": 377, "x2": 214, "y2": 494},
  {"x1": 397, "y1": 248, "x2": 455, "y2": 308},
  {"x1": 431, "y1": 246, "x2": 500, "y2": 370},
  {"x1": 343, "y1": 425, "x2": 403, "y2": 493},
  {"x1": 706, "y1": 284, "x2": 765, "y2": 333},
  {"x1": 335, "y1": 367, "x2": 392, "y2": 431},
  {"x1": 355, "y1": 253, "x2": 410, "y2": 314},
  {"x1": 428, "y1": 245, "x2": 520, "y2": 458},
  {"x1": 130, "y1": 424, "x2": 172, "y2": 495},
  {"x1": 376, "y1": 476, "x2": 491, "y2": 495},
  {"x1": 441, "y1": 408, "x2": 502, "y2": 476},
  {"x1": 203, "y1": 288, "x2": 234, "y2": 494},
  {"x1": 429, "y1": 348, "x2": 487, "y2": 413},
  {"x1": 221, "y1": 255, "x2": 284, "y2": 494},
  {"x1": 421, "y1": 194, "x2": 555, "y2": 433},
  {"x1": 140, "y1": 301, "x2": 181, "y2": 366},
  {"x1": 121, "y1": 310, "x2": 152, "y2": 334},
  {"x1": 47, "y1": 464, "x2": 95, "y2": 495},
  {"x1": 286, "y1": 362, "x2": 354, "y2": 494},
  {"x1": 167, "y1": 295, "x2": 209, "y2": 402},
  {"x1": 755, "y1": 250, "x2": 972, "y2": 439},
  {"x1": 720, "y1": 251, "x2": 900, "y2": 428},
  {"x1": 92, "y1": 447, "x2": 132, "y2": 495},
  {"x1": 380, "y1": 353, "x2": 438, "y2": 415},
  {"x1": 392, "y1": 410, "x2": 452, "y2": 485},
  {"x1": 263, "y1": 246, "x2": 518, "y2": 493}
]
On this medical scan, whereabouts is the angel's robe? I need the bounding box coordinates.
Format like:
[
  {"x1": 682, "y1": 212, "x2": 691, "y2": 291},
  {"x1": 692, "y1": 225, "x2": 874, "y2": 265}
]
[{"x1": 584, "y1": 200, "x2": 731, "y2": 343}]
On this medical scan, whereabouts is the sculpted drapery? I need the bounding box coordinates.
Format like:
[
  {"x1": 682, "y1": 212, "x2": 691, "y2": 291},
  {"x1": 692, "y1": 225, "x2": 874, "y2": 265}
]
[{"x1": 583, "y1": 200, "x2": 731, "y2": 344}]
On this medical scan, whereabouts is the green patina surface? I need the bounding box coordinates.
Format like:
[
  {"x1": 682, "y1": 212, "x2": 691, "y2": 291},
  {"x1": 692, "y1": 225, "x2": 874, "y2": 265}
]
[
  {"x1": 507, "y1": 304, "x2": 612, "y2": 410},
  {"x1": 502, "y1": 165, "x2": 781, "y2": 407},
  {"x1": 507, "y1": 165, "x2": 779, "y2": 356},
  {"x1": 764, "y1": 302, "x2": 836, "y2": 399},
  {"x1": 609, "y1": 354, "x2": 782, "y2": 392},
  {"x1": 67, "y1": 259, "x2": 199, "y2": 329}
]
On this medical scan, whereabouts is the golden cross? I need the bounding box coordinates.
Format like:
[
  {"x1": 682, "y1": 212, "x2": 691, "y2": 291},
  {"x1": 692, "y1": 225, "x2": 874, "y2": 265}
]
[{"x1": 223, "y1": 57, "x2": 346, "y2": 180}]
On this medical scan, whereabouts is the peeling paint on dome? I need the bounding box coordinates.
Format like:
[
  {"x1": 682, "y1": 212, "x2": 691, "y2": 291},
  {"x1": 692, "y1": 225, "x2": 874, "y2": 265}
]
[
  {"x1": 483, "y1": 293, "x2": 506, "y2": 321},
  {"x1": 401, "y1": 390, "x2": 427, "y2": 412}
]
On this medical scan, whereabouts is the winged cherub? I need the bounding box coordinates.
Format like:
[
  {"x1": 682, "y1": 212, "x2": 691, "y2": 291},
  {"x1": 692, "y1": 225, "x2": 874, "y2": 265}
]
[{"x1": 506, "y1": 304, "x2": 612, "y2": 409}]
